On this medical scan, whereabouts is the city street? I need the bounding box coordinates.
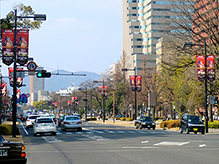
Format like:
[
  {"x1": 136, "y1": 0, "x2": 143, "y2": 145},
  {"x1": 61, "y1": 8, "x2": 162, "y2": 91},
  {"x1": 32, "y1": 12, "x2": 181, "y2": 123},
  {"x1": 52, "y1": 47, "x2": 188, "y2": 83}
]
[{"x1": 19, "y1": 121, "x2": 219, "y2": 164}]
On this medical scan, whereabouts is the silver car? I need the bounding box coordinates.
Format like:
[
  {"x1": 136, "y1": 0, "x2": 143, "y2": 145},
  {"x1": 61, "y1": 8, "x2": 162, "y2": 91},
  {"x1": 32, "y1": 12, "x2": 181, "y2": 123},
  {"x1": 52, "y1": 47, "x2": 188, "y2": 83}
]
[
  {"x1": 33, "y1": 117, "x2": 56, "y2": 136},
  {"x1": 61, "y1": 116, "x2": 82, "y2": 131}
]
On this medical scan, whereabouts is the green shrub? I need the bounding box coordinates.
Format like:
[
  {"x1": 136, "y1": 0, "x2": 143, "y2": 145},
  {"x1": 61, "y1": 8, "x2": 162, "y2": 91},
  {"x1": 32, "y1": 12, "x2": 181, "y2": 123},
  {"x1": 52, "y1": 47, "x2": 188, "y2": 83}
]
[
  {"x1": 120, "y1": 117, "x2": 126, "y2": 121},
  {"x1": 160, "y1": 120, "x2": 171, "y2": 128},
  {"x1": 167, "y1": 120, "x2": 180, "y2": 129},
  {"x1": 208, "y1": 121, "x2": 219, "y2": 129},
  {"x1": 126, "y1": 117, "x2": 133, "y2": 121},
  {"x1": 0, "y1": 125, "x2": 20, "y2": 135}
]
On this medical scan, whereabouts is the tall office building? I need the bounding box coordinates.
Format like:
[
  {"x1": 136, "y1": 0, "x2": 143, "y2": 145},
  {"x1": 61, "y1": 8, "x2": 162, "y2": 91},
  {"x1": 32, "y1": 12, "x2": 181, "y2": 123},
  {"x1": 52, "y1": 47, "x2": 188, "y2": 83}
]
[{"x1": 122, "y1": 0, "x2": 186, "y2": 75}]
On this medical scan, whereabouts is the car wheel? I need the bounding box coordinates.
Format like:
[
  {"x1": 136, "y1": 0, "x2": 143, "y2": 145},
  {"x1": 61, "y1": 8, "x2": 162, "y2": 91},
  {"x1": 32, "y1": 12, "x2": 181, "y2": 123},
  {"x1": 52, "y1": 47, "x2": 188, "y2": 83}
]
[
  {"x1": 153, "y1": 127, "x2": 155, "y2": 130},
  {"x1": 139, "y1": 126, "x2": 142, "y2": 129},
  {"x1": 77, "y1": 127, "x2": 82, "y2": 131},
  {"x1": 201, "y1": 130, "x2": 205, "y2": 135},
  {"x1": 148, "y1": 128, "x2": 150, "y2": 130},
  {"x1": 26, "y1": 126, "x2": 29, "y2": 130},
  {"x1": 52, "y1": 132, "x2": 56, "y2": 135},
  {"x1": 33, "y1": 133, "x2": 37, "y2": 136},
  {"x1": 194, "y1": 132, "x2": 197, "y2": 134},
  {"x1": 135, "y1": 126, "x2": 139, "y2": 129},
  {"x1": 186, "y1": 127, "x2": 189, "y2": 134}
]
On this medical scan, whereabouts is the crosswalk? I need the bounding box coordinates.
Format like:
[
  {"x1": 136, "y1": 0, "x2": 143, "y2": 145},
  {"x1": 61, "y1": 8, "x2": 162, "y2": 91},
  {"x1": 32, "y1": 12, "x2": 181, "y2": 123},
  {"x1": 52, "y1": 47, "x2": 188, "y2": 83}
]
[{"x1": 56, "y1": 128, "x2": 171, "y2": 135}]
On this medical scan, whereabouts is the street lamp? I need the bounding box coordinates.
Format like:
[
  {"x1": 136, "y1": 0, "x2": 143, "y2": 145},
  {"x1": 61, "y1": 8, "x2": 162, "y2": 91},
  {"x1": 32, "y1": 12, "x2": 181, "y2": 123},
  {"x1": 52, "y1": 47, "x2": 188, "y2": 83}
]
[
  {"x1": 12, "y1": 9, "x2": 46, "y2": 137},
  {"x1": 78, "y1": 87, "x2": 88, "y2": 120},
  {"x1": 122, "y1": 67, "x2": 137, "y2": 120},
  {"x1": 93, "y1": 80, "x2": 107, "y2": 122},
  {"x1": 183, "y1": 40, "x2": 208, "y2": 133}
]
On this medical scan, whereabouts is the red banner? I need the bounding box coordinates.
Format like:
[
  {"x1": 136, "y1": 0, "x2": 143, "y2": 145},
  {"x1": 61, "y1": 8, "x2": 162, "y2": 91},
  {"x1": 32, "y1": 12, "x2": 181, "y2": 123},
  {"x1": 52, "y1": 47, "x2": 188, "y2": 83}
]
[
  {"x1": 2, "y1": 29, "x2": 14, "y2": 66},
  {"x1": 207, "y1": 55, "x2": 215, "y2": 82},
  {"x1": 17, "y1": 89, "x2": 21, "y2": 99},
  {"x1": 129, "y1": 76, "x2": 136, "y2": 91},
  {"x1": 8, "y1": 67, "x2": 24, "y2": 87},
  {"x1": 136, "y1": 75, "x2": 142, "y2": 92},
  {"x1": 196, "y1": 55, "x2": 206, "y2": 82},
  {"x1": 17, "y1": 29, "x2": 29, "y2": 65},
  {"x1": 1, "y1": 83, "x2": 7, "y2": 96}
]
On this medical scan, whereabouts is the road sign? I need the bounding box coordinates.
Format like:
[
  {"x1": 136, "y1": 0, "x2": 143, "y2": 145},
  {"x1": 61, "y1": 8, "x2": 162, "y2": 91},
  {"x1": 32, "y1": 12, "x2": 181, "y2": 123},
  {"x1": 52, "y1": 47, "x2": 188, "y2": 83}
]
[
  {"x1": 210, "y1": 96, "x2": 214, "y2": 105},
  {"x1": 11, "y1": 72, "x2": 25, "y2": 78},
  {"x1": 27, "y1": 61, "x2": 37, "y2": 71}
]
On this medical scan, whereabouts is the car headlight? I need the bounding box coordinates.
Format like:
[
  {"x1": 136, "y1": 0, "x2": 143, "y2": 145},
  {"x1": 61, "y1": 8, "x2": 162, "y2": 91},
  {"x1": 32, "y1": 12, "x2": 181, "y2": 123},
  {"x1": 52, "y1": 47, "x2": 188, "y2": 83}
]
[{"x1": 152, "y1": 123, "x2": 155, "y2": 125}]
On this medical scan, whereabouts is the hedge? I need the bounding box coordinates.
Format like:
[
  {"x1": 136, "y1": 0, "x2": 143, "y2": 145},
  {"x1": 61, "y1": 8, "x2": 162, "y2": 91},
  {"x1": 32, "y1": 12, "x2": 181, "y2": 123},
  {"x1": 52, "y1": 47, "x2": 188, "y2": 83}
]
[
  {"x1": 85, "y1": 117, "x2": 97, "y2": 121},
  {"x1": 120, "y1": 117, "x2": 126, "y2": 121},
  {"x1": 126, "y1": 117, "x2": 133, "y2": 121},
  {"x1": 208, "y1": 121, "x2": 219, "y2": 129},
  {"x1": 0, "y1": 125, "x2": 20, "y2": 135},
  {"x1": 160, "y1": 120, "x2": 180, "y2": 129}
]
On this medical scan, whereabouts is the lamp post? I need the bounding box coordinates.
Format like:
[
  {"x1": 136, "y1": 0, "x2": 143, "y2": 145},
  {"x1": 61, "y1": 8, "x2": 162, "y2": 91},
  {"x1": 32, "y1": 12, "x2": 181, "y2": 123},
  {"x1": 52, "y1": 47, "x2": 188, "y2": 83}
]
[
  {"x1": 94, "y1": 80, "x2": 107, "y2": 122},
  {"x1": 183, "y1": 40, "x2": 208, "y2": 133},
  {"x1": 78, "y1": 87, "x2": 88, "y2": 120},
  {"x1": 122, "y1": 67, "x2": 137, "y2": 120},
  {"x1": 12, "y1": 9, "x2": 46, "y2": 137}
]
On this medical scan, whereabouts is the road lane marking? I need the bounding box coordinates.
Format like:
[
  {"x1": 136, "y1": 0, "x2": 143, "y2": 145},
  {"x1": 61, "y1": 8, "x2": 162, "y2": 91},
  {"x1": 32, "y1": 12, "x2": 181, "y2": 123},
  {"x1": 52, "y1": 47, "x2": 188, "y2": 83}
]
[
  {"x1": 127, "y1": 131, "x2": 136, "y2": 133},
  {"x1": 117, "y1": 131, "x2": 125, "y2": 133},
  {"x1": 154, "y1": 141, "x2": 189, "y2": 146},
  {"x1": 199, "y1": 144, "x2": 207, "y2": 147},
  {"x1": 41, "y1": 136, "x2": 63, "y2": 143},
  {"x1": 141, "y1": 141, "x2": 149, "y2": 144},
  {"x1": 123, "y1": 147, "x2": 159, "y2": 149}
]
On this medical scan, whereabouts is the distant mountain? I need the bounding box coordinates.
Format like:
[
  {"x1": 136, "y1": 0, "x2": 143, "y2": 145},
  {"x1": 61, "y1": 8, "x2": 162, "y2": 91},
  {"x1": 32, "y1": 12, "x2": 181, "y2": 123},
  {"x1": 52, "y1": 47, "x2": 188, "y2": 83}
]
[{"x1": 8, "y1": 70, "x2": 101, "y2": 94}]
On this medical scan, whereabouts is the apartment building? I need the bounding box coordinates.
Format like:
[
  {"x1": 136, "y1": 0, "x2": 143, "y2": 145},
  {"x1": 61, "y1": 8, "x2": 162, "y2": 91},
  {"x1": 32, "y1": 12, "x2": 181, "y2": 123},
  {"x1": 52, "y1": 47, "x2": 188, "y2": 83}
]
[{"x1": 122, "y1": 0, "x2": 190, "y2": 76}]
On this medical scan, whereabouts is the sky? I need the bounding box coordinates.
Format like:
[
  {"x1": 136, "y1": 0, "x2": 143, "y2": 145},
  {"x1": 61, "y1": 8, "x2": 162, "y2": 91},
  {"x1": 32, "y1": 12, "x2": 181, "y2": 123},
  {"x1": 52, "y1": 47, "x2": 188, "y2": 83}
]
[{"x1": 0, "y1": 0, "x2": 122, "y2": 76}]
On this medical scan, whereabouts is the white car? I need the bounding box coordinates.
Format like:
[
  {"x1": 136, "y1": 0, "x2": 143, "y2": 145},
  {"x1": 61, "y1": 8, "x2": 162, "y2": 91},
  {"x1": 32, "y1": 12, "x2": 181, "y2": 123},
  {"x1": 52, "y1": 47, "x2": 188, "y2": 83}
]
[
  {"x1": 26, "y1": 115, "x2": 40, "y2": 130},
  {"x1": 61, "y1": 116, "x2": 82, "y2": 131},
  {"x1": 33, "y1": 117, "x2": 56, "y2": 136}
]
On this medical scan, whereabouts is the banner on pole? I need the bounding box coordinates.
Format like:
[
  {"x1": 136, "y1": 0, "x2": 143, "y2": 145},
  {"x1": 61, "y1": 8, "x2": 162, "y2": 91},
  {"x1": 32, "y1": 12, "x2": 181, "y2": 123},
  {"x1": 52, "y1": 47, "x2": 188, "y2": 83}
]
[{"x1": 196, "y1": 55, "x2": 206, "y2": 82}]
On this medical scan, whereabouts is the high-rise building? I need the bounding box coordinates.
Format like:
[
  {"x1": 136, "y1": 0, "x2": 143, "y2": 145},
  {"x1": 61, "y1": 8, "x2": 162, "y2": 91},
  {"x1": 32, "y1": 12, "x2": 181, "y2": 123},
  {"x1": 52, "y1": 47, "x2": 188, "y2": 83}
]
[{"x1": 122, "y1": 0, "x2": 188, "y2": 75}]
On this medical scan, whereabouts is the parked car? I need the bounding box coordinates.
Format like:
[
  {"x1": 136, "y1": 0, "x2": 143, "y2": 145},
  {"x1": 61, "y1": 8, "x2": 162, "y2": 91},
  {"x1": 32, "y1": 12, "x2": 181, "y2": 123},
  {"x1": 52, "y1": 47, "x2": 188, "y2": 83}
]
[
  {"x1": 57, "y1": 116, "x2": 64, "y2": 127},
  {"x1": 0, "y1": 134, "x2": 27, "y2": 164},
  {"x1": 26, "y1": 115, "x2": 40, "y2": 130},
  {"x1": 135, "y1": 116, "x2": 156, "y2": 130},
  {"x1": 33, "y1": 117, "x2": 56, "y2": 136},
  {"x1": 180, "y1": 114, "x2": 205, "y2": 134},
  {"x1": 61, "y1": 116, "x2": 82, "y2": 131}
]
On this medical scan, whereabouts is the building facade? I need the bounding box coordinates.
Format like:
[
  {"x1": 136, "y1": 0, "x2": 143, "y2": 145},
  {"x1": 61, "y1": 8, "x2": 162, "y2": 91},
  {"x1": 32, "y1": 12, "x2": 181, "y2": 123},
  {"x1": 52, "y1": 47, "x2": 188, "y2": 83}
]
[{"x1": 122, "y1": 0, "x2": 189, "y2": 75}]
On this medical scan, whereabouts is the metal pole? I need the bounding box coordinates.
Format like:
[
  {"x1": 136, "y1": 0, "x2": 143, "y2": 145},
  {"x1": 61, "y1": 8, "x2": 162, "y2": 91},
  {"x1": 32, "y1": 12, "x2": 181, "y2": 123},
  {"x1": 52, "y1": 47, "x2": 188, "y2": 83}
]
[
  {"x1": 113, "y1": 89, "x2": 115, "y2": 123},
  {"x1": 134, "y1": 67, "x2": 137, "y2": 120},
  {"x1": 12, "y1": 9, "x2": 18, "y2": 137},
  {"x1": 85, "y1": 87, "x2": 87, "y2": 120},
  {"x1": 204, "y1": 40, "x2": 208, "y2": 133},
  {"x1": 103, "y1": 80, "x2": 105, "y2": 122}
]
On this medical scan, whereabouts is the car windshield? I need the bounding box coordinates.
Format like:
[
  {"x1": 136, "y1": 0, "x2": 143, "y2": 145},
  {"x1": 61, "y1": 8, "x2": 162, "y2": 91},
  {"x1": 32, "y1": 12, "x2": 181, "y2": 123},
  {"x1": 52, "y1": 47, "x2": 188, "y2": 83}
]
[
  {"x1": 37, "y1": 118, "x2": 53, "y2": 123},
  {"x1": 142, "y1": 117, "x2": 152, "y2": 121},
  {"x1": 188, "y1": 116, "x2": 202, "y2": 123},
  {"x1": 66, "y1": 117, "x2": 80, "y2": 120}
]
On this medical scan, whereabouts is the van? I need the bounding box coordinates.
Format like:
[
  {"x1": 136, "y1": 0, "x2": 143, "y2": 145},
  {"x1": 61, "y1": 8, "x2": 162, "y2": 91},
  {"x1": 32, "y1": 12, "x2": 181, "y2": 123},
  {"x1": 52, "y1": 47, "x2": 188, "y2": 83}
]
[{"x1": 180, "y1": 114, "x2": 205, "y2": 134}]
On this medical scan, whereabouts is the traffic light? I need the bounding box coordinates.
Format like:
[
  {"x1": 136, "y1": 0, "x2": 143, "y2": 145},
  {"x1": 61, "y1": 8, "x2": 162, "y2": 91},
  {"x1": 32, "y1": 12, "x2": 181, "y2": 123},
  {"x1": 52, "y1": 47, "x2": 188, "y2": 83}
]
[
  {"x1": 214, "y1": 96, "x2": 218, "y2": 104},
  {"x1": 36, "y1": 70, "x2": 51, "y2": 78}
]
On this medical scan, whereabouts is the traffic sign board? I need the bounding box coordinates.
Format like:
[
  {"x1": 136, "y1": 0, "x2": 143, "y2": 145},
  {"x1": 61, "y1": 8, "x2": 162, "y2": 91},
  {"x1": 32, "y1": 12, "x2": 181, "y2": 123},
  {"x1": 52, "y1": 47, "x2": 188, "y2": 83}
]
[
  {"x1": 27, "y1": 61, "x2": 37, "y2": 71},
  {"x1": 11, "y1": 72, "x2": 25, "y2": 78}
]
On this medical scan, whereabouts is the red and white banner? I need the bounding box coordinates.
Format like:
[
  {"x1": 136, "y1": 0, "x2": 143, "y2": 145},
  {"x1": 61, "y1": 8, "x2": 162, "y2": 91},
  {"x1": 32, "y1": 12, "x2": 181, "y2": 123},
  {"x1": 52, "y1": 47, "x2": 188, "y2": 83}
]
[
  {"x1": 1, "y1": 83, "x2": 7, "y2": 96},
  {"x1": 2, "y1": 29, "x2": 14, "y2": 66},
  {"x1": 207, "y1": 55, "x2": 215, "y2": 82},
  {"x1": 17, "y1": 29, "x2": 29, "y2": 65},
  {"x1": 129, "y1": 76, "x2": 136, "y2": 91},
  {"x1": 8, "y1": 67, "x2": 24, "y2": 87},
  {"x1": 136, "y1": 75, "x2": 142, "y2": 92},
  {"x1": 196, "y1": 55, "x2": 206, "y2": 82}
]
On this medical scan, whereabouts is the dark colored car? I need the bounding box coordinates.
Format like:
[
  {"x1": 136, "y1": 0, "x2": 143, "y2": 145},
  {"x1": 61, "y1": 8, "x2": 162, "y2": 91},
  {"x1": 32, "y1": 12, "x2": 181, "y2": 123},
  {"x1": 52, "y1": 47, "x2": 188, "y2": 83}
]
[
  {"x1": 50, "y1": 115, "x2": 57, "y2": 124},
  {"x1": 58, "y1": 116, "x2": 64, "y2": 127},
  {"x1": 135, "y1": 116, "x2": 156, "y2": 130},
  {"x1": 0, "y1": 134, "x2": 27, "y2": 164},
  {"x1": 180, "y1": 114, "x2": 205, "y2": 134}
]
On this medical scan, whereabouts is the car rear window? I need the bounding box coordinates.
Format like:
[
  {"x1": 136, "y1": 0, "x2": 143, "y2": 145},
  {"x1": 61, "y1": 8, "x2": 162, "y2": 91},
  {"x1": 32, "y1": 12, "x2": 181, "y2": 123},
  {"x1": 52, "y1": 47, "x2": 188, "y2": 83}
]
[
  {"x1": 37, "y1": 118, "x2": 53, "y2": 123},
  {"x1": 29, "y1": 116, "x2": 40, "y2": 119},
  {"x1": 66, "y1": 117, "x2": 80, "y2": 120}
]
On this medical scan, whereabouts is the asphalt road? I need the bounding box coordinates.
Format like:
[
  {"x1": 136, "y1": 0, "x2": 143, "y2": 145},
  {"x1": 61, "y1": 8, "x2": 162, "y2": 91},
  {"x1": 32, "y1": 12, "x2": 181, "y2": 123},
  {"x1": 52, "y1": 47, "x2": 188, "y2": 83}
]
[{"x1": 19, "y1": 121, "x2": 219, "y2": 164}]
